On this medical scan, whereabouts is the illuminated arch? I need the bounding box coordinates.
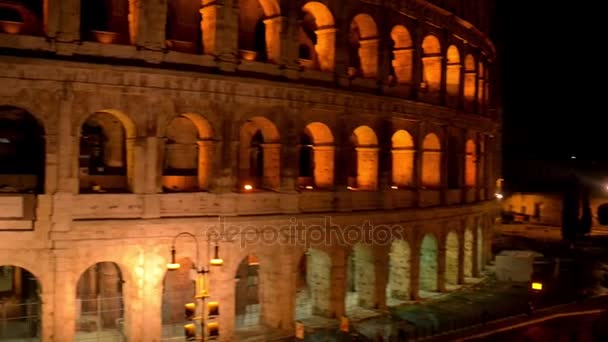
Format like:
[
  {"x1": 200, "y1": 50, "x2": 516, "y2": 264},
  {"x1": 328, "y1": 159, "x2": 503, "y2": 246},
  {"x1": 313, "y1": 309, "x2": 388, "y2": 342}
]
[
  {"x1": 295, "y1": 248, "x2": 332, "y2": 319},
  {"x1": 238, "y1": 116, "x2": 281, "y2": 190},
  {"x1": 299, "y1": 2, "x2": 336, "y2": 71},
  {"x1": 421, "y1": 133, "x2": 441, "y2": 187},
  {"x1": 348, "y1": 125, "x2": 378, "y2": 190},
  {"x1": 237, "y1": 0, "x2": 281, "y2": 62},
  {"x1": 346, "y1": 243, "x2": 376, "y2": 312},
  {"x1": 80, "y1": 0, "x2": 133, "y2": 44},
  {"x1": 464, "y1": 54, "x2": 477, "y2": 103},
  {"x1": 390, "y1": 25, "x2": 413, "y2": 84},
  {"x1": 477, "y1": 61, "x2": 486, "y2": 108},
  {"x1": 445, "y1": 231, "x2": 459, "y2": 286},
  {"x1": 446, "y1": 45, "x2": 461, "y2": 100},
  {"x1": 465, "y1": 139, "x2": 477, "y2": 187},
  {"x1": 161, "y1": 257, "x2": 196, "y2": 338},
  {"x1": 235, "y1": 254, "x2": 262, "y2": 329},
  {"x1": 391, "y1": 130, "x2": 415, "y2": 187},
  {"x1": 419, "y1": 234, "x2": 438, "y2": 293},
  {"x1": 421, "y1": 35, "x2": 442, "y2": 94},
  {"x1": 78, "y1": 110, "x2": 137, "y2": 193},
  {"x1": 301, "y1": 122, "x2": 334, "y2": 188},
  {"x1": 387, "y1": 239, "x2": 411, "y2": 303},
  {"x1": 163, "y1": 113, "x2": 214, "y2": 191},
  {"x1": 348, "y1": 14, "x2": 379, "y2": 78}
]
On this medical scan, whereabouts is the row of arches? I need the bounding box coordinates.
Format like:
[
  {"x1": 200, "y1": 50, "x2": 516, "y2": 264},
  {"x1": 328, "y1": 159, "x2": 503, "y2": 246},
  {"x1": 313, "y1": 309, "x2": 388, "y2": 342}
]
[
  {"x1": 1, "y1": 1, "x2": 492, "y2": 112},
  {"x1": 0, "y1": 224, "x2": 485, "y2": 340},
  {"x1": 0, "y1": 106, "x2": 488, "y2": 194}
]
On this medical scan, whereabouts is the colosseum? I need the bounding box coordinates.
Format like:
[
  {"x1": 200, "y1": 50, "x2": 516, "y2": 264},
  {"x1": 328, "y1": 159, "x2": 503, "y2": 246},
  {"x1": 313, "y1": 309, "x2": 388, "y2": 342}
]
[{"x1": 0, "y1": 0, "x2": 499, "y2": 340}]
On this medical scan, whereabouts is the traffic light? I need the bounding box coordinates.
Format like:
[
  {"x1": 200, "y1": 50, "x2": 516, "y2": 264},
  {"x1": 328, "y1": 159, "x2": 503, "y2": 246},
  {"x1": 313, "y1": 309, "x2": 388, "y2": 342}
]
[
  {"x1": 184, "y1": 323, "x2": 196, "y2": 341},
  {"x1": 184, "y1": 302, "x2": 196, "y2": 320},
  {"x1": 207, "y1": 322, "x2": 219, "y2": 338},
  {"x1": 208, "y1": 301, "x2": 219, "y2": 317}
]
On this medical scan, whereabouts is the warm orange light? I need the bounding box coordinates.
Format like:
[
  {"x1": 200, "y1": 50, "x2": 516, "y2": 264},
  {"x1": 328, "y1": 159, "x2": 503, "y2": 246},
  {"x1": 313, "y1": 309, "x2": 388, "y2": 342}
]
[
  {"x1": 210, "y1": 245, "x2": 223, "y2": 266},
  {"x1": 0, "y1": 21, "x2": 23, "y2": 34},
  {"x1": 531, "y1": 282, "x2": 543, "y2": 291},
  {"x1": 184, "y1": 323, "x2": 196, "y2": 338},
  {"x1": 305, "y1": 185, "x2": 314, "y2": 190},
  {"x1": 391, "y1": 185, "x2": 398, "y2": 189},
  {"x1": 167, "y1": 262, "x2": 180, "y2": 270},
  {"x1": 207, "y1": 322, "x2": 219, "y2": 337},
  {"x1": 243, "y1": 184, "x2": 253, "y2": 191},
  {"x1": 208, "y1": 301, "x2": 219, "y2": 317}
]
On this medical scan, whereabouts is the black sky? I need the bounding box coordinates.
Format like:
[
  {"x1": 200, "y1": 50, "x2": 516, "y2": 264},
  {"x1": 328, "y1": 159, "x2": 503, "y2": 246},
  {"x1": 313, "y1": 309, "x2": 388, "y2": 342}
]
[{"x1": 493, "y1": 1, "x2": 606, "y2": 162}]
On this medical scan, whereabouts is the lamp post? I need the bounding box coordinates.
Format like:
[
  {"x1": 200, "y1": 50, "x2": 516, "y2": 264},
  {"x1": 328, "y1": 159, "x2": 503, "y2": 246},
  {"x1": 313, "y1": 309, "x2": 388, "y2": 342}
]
[{"x1": 167, "y1": 232, "x2": 223, "y2": 341}]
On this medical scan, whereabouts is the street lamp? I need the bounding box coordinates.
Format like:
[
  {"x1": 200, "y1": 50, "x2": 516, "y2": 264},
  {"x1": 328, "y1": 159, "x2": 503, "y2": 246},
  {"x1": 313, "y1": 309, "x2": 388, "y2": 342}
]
[{"x1": 167, "y1": 232, "x2": 223, "y2": 340}]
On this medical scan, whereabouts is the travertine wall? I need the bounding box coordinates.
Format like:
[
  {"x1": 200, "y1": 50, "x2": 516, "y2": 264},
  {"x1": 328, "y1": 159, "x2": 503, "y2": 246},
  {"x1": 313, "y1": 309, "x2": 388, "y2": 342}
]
[{"x1": 0, "y1": 0, "x2": 499, "y2": 341}]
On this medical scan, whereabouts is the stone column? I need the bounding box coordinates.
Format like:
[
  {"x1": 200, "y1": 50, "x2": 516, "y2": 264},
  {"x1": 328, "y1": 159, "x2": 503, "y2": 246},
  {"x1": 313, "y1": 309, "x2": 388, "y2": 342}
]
[
  {"x1": 264, "y1": 16, "x2": 283, "y2": 64},
  {"x1": 197, "y1": 140, "x2": 214, "y2": 191},
  {"x1": 464, "y1": 70, "x2": 476, "y2": 112},
  {"x1": 355, "y1": 147, "x2": 379, "y2": 191},
  {"x1": 128, "y1": 0, "x2": 144, "y2": 45},
  {"x1": 392, "y1": 48, "x2": 413, "y2": 84},
  {"x1": 437, "y1": 235, "x2": 447, "y2": 292},
  {"x1": 55, "y1": 0, "x2": 80, "y2": 42},
  {"x1": 145, "y1": 136, "x2": 159, "y2": 193},
  {"x1": 140, "y1": 0, "x2": 167, "y2": 50},
  {"x1": 329, "y1": 247, "x2": 347, "y2": 318},
  {"x1": 126, "y1": 137, "x2": 146, "y2": 194},
  {"x1": 374, "y1": 246, "x2": 389, "y2": 311},
  {"x1": 358, "y1": 38, "x2": 379, "y2": 79},
  {"x1": 261, "y1": 143, "x2": 281, "y2": 190},
  {"x1": 44, "y1": 134, "x2": 58, "y2": 194},
  {"x1": 312, "y1": 145, "x2": 335, "y2": 189},
  {"x1": 315, "y1": 28, "x2": 337, "y2": 72},
  {"x1": 53, "y1": 263, "x2": 77, "y2": 341}
]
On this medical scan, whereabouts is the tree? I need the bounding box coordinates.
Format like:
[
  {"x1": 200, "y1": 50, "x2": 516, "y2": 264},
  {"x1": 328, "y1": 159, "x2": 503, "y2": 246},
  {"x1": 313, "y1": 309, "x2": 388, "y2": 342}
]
[{"x1": 561, "y1": 175, "x2": 579, "y2": 243}]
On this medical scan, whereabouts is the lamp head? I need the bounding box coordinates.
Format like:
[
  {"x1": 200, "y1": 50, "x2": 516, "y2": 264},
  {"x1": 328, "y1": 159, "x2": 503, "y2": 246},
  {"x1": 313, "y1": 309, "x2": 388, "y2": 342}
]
[
  {"x1": 210, "y1": 244, "x2": 223, "y2": 266},
  {"x1": 167, "y1": 246, "x2": 181, "y2": 270}
]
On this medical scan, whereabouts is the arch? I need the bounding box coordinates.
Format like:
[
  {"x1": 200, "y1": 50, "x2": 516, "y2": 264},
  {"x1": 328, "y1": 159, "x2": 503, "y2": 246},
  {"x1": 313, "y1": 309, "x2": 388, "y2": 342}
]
[
  {"x1": 161, "y1": 257, "x2": 195, "y2": 339},
  {"x1": 421, "y1": 35, "x2": 442, "y2": 94},
  {"x1": 465, "y1": 139, "x2": 477, "y2": 187},
  {"x1": 165, "y1": 0, "x2": 202, "y2": 53},
  {"x1": 421, "y1": 133, "x2": 441, "y2": 187},
  {"x1": 391, "y1": 130, "x2": 415, "y2": 187},
  {"x1": 445, "y1": 231, "x2": 459, "y2": 286},
  {"x1": 163, "y1": 113, "x2": 214, "y2": 192},
  {"x1": 387, "y1": 239, "x2": 411, "y2": 304},
  {"x1": 295, "y1": 249, "x2": 331, "y2": 319},
  {"x1": 235, "y1": 254, "x2": 261, "y2": 329},
  {"x1": 74, "y1": 262, "x2": 125, "y2": 340},
  {"x1": 446, "y1": 45, "x2": 461, "y2": 99},
  {"x1": 464, "y1": 54, "x2": 477, "y2": 103},
  {"x1": 346, "y1": 244, "x2": 375, "y2": 313},
  {"x1": 301, "y1": 122, "x2": 334, "y2": 188},
  {"x1": 597, "y1": 203, "x2": 608, "y2": 225},
  {"x1": 0, "y1": 264, "x2": 42, "y2": 340},
  {"x1": 0, "y1": 0, "x2": 44, "y2": 35},
  {"x1": 390, "y1": 25, "x2": 413, "y2": 84},
  {"x1": 79, "y1": 110, "x2": 136, "y2": 193},
  {"x1": 257, "y1": 0, "x2": 280, "y2": 17},
  {"x1": 299, "y1": 2, "x2": 335, "y2": 71},
  {"x1": 419, "y1": 234, "x2": 438, "y2": 293},
  {"x1": 391, "y1": 25, "x2": 412, "y2": 49},
  {"x1": 238, "y1": 0, "x2": 280, "y2": 62},
  {"x1": 0, "y1": 106, "x2": 46, "y2": 193},
  {"x1": 302, "y1": 1, "x2": 334, "y2": 27},
  {"x1": 238, "y1": 116, "x2": 281, "y2": 190},
  {"x1": 350, "y1": 125, "x2": 379, "y2": 190},
  {"x1": 477, "y1": 61, "x2": 486, "y2": 106},
  {"x1": 80, "y1": 0, "x2": 132, "y2": 44},
  {"x1": 348, "y1": 13, "x2": 379, "y2": 78},
  {"x1": 464, "y1": 228, "x2": 474, "y2": 277}
]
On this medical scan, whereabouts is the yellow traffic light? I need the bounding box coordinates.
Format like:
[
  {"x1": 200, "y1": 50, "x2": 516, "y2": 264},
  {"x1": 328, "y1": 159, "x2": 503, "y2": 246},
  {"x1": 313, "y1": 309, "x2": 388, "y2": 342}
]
[
  {"x1": 184, "y1": 323, "x2": 196, "y2": 340},
  {"x1": 207, "y1": 322, "x2": 219, "y2": 338},
  {"x1": 185, "y1": 303, "x2": 196, "y2": 320},
  {"x1": 208, "y1": 301, "x2": 219, "y2": 317},
  {"x1": 531, "y1": 282, "x2": 543, "y2": 291}
]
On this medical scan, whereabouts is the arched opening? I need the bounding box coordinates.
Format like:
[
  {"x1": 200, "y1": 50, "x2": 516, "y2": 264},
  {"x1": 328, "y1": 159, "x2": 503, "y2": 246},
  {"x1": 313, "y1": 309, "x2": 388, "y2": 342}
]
[
  {"x1": 386, "y1": 240, "x2": 411, "y2": 306},
  {"x1": 463, "y1": 54, "x2": 476, "y2": 109},
  {"x1": 161, "y1": 257, "x2": 195, "y2": 339},
  {"x1": 465, "y1": 139, "x2": 477, "y2": 188},
  {"x1": 0, "y1": 0, "x2": 44, "y2": 35},
  {"x1": 238, "y1": 116, "x2": 280, "y2": 190},
  {"x1": 295, "y1": 249, "x2": 331, "y2": 320},
  {"x1": 349, "y1": 126, "x2": 378, "y2": 190},
  {"x1": 421, "y1": 35, "x2": 442, "y2": 95},
  {"x1": 80, "y1": 0, "x2": 131, "y2": 44},
  {"x1": 299, "y1": 2, "x2": 335, "y2": 71},
  {"x1": 598, "y1": 203, "x2": 608, "y2": 225},
  {"x1": 477, "y1": 61, "x2": 485, "y2": 111},
  {"x1": 75, "y1": 262, "x2": 125, "y2": 340},
  {"x1": 419, "y1": 234, "x2": 438, "y2": 295},
  {"x1": 477, "y1": 223, "x2": 484, "y2": 272},
  {"x1": 0, "y1": 106, "x2": 45, "y2": 193},
  {"x1": 235, "y1": 254, "x2": 261, "y2": 330},
  {"x1": 348, "y1": 14, "x2": 378, "y2": 78},
  {"x1": 0, "y1": 265, "x2": 41, "y2": 340},
  {"x1": 445, "y1": 231, "x2": 459, "y2": 287},
  {"x1": 165, "y1": 0, "x2": 202, "y2": 54},
  {"x1": 391, "y1": 130, "x2": 414, "y2": 187},
  {"x1": 421, "y1": 133, "x2": 441, "y2": 188},
  {"x1": 390, "y1": 25, "x2": 413, "y2": 85},
  {"x1": 446, "y1": 135, "x2": 460, "y2": 189},
  {"x1": 464, "y1": 227, "x2": 474, "y2": 278},
  {"x1": 346, "y1": 244, "x2": 375, "y2": 314},
  {"x1": 163, "y1": 113, "x2": 213, "y2": 192},
  {"x1": 446, "y1": 45, "x2": 461, "y2": 106},
  {"x1": 300, "y1": 122, "x2": 334, "y2": 189},
  {"x1": 238, "y1": 0, "x2": 280, "y2": 63},
  {"x1": 79, "y1": 111, "x2": 136, "y2": 193}
]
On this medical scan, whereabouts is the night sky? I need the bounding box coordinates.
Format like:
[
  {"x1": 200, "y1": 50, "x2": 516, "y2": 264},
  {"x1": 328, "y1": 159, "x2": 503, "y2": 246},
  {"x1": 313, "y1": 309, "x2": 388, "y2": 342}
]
[{"x1": 493, "y1": 1, "x2": 605, "y2": 163}]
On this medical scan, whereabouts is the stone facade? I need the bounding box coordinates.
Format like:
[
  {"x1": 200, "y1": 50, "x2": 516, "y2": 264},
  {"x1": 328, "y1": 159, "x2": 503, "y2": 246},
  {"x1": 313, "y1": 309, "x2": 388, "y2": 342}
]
[{"x1": 0, "y1": 0, "x2": 499, "y2": 341}]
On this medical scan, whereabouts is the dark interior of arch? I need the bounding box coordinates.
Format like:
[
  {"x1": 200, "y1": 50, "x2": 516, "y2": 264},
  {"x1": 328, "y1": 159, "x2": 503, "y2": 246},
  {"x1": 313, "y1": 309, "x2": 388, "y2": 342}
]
[
  {"x1": 0, "y1": 106, "x2": 45, "y2": 193},
  {"x1": 598, "y1": 203, "x2": 608, "y2": 225}
]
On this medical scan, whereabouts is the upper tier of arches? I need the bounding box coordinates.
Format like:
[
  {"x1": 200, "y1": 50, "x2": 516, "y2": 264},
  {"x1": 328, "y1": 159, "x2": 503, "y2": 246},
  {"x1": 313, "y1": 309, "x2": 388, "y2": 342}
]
[{"x1": 0, "y1": 0, "x2": 496, "y2": 116}]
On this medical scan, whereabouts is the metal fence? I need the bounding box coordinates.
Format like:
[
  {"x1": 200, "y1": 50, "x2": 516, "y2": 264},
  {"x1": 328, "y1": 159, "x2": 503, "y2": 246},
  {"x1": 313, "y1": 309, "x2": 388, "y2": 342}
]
[
  {"x1": 74, "y1": 296, "x2": 125, "y2": 342},
  {"x1": 0, "y1": 300, "x2": 40, "y2": 341}
]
